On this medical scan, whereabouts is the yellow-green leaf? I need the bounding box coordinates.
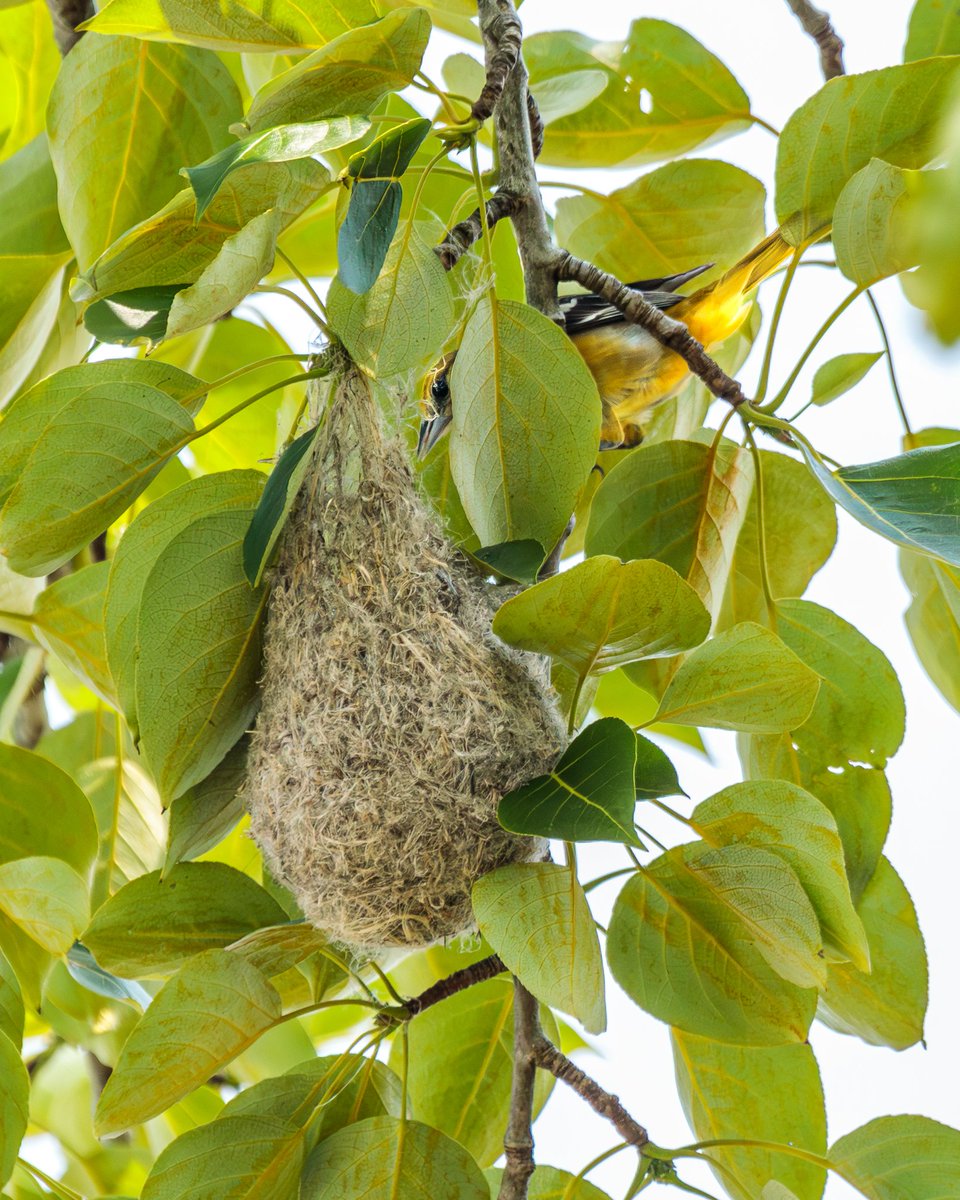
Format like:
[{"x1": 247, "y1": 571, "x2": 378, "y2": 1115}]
[
  {"x1": 607, "y1": 845, "x2": 817, "y2": 1044},
  {"x1": 0, "y1": 1028, "x2": 28, "y2": 1189},
  {"x1": 473, "y1": 862, "x2": 606, "y2": 1033},
  {"x1": 656, "y1": 622, "x2": 821, "y2": 732},
  {"x1": 811, "y1": 351, "x2": 884, "y2": 406},
  {"x1": 135, "y1": 501, "x2": 267, "y2": 802},
  {"x1": 818, "y1": 857, "x2": 927, "y2": 1050},
  {"x1": 0, "y1": 857, "x2": 89, "y2": 955},
  {"x1": 672, "y1": 1030, "x2": 827, "y2": 1200},
  {"x1": 48, "y1": 35, "x2": 242, "y2": 269},
  {"x1": 904, "y1": 0, "x2": 960, "y2": 59},
  {"x1": 32, "y1": 562, "x2": 115, "y2": 705},
  {"x1": 0, "y1": 2, "x2": 61, "y2": 163},
  {"x1": 95, "y1": 948, "x2": 282, "y2": 1134},
  {"x1": 829, "y1": 1115, "x2": 960, "y2": 1200},
  {"x1": 450, "y1": 294, "x2": 601, "y2": 558},
  {"x1": 901, "y1": 549, "x2": 960, "y2": 713},
  {"x1": 833, "y1": 159, "x2": 918, "y2": 287}
]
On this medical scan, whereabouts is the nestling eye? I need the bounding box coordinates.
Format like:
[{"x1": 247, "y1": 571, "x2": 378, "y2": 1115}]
[{"x1": 430, "y1": 374, "x2": 450, "y2": 405}]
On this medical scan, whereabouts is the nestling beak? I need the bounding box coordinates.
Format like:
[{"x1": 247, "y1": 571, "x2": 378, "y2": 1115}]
[{"x1": 417, "y1": 411, "x2": 452, "y2": 460}]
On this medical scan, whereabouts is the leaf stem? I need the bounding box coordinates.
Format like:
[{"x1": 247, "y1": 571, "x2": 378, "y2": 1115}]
[
  {"x1": 671, "y1": 1137, "x2": 834, "y2": 1171},
  {"x1": 179, "y1": 352, "x2": 315, "y2": 410},
  {"x1": 865, "y1": 289, "x2": 911, "y2": 436},
  {"x1": 760, "y1": 285, "x2": 862, "y2": 414},
  {"x1": 274, "y1": 247, "x2": 327, "y2": 319},
  {"x1": 189, "y1": 368, "x2": 328, "y2": 446},
  {"x1": 743, "y1": 426, "x2": 777, "y2": 621},
  {"x1": 754, "y1": 243, "x2": 803, "y2": 404},
  {"x1": 255, "y1": 285, "x2": 327, "y2": 331},
  {"x1": 751, "y1": 113, "x2": 781, "y2": 137}
]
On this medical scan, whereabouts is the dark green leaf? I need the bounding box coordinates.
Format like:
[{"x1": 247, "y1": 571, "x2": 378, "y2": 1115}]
[
  {"x1": 802, "y1": 439, "x2": 960, "y2": 566},
  {"x1": 82, "y1": 286, "x2": 187, "y2": 347},
  {"x1": 65, "y1": 944, "x2": 151, "y2": 1010},
  {"x1": 498, "y1": 717, "x2": 640, "y2": 845},
  {"x1": 244, "y1": 424, "x2": 321, "y2": 585},
  {"x1": 633, "y1": 732, "x2": 685, "y2": 800},
  {"x1": 474, "y1": 540, "x2": 544, "y2": 584},
  {"x1": 165, "y1": 737, "x2": 249, "y2": 870},
  {"x1": 347, "y1": 117, "x2": 431, "y2": 180},
  {"x1": 338, "y1": 179, "x2": 402, "y2": 294}
]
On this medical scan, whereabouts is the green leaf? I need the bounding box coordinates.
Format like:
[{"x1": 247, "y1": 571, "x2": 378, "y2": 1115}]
[
  {"x1": 82, "y1": 285, "x2": 187, "y2": 347},
  {"x1": 554, "y1": 159, "x2": 765, "y2": 283},
  {"x1": 775, "y1": 58, "x2": 960, "y2": 242},
  {"x1": 672, "y1": 1030, "x2": 827, "y2": 1200},
  {"x1": 739, "y1": 599, "x2": 901, "y2": 901},
  {"x1": 473, "y1": 540, "x2": 543, "y2": 584},
  {"x1": 163, "y1": 208, "x2": 284, "y2": 341},
  {"x1": 0, "y1": 745, "x2": 98, "y2": 876},
  {"x1": 245, "y1": 10, "x2": 431, "y2": 132},
  {"x1": 498, "y1": 717, "x2": 640, "y2": 845},
  {"x1": 31, "y1": 562, "x2": 115, "y2": 704},
  {"x1": 473, "y1": 862, "x2": 606, "y2": 1033},
  {"x1": 818, "y1": 857, "x2": 927, "y2": 1051},
  {"x1": 0, "y1": 951, "x2": 24, "y2": 1049},
  {"x1": 585, "y1": 439, "x2": 755, "y2": 623},
  {"x1": 83, "y1": 0, "x2": 382, "y2": 52},
  {"x1": 48, "y1": 35, "x2": 241, "y2": 269},
  {"x1": 0, "y1": 1029, "x2": 28, "y2": 1189},
  {"x1": 241, "y1": 422, "x2": 321, "y2": 588},
  {"x1": 485, "y1": 1166, "x2": 612, "y2": 1200},
  {"x1": 633, "y1": 732, "x2": 686, "y2": 799},
  {"x1": 0, "y1": 5, "x2": 61, "y2": 165},
  {"x1": 106, "y1": 470, "x2": 265, "y2": 727},
  {"x1": 396, "y1": 978, "x2": 555, "y2": 1168},
  {"x1": 0, "y1": 359, "x2": 201, "y2": 512},
  {"x1": 693, "y1": 780, "x2": 869, "y2": 969},
  {"x1": 0, "y1": 857, "x2": 89, "y2": 955},
  {"x1": 0, "y1": 361, "x2": 206, "y2": 576},
  {"x1": 525, "y1": 21, "x2": 752, "y2": 169},
  {"x1": 65, "y1": 943, "x2": 152, "y2": 1010},
  {"x1": 303, "y1": 1116, "x2": 489, "y2": 1199},
  {"x1": 531, "y1": 70, "x2": 608, "y2": 124},
  {"x1": 0, "y1": 547, "x2": 44, "y2": 640},
  {"x1": 95, "y1": 948, "x2": 282, "y2": 1134},
  {"x1": 829, "y1": 1115, "x2": 960, "y2": 1200},
  {"x1": 802, "y1": 438, "x2": 960, "y2": 566},
  {"x1": 135, "y1": 501, "x2": 268, "y2": 802},
  {"x1": 811, "y1": 352, "x2": 884, "y2": 406},
  {"x1": 83, "y1": 863, "x2": 288, "y2": 978},
  {"x1": 328, "y1": 221, "x2": 456, "y2": 375},
  {"x1": 718, "y1": 449, "x2": 837, "y2": 629},
  {"x1": 904, "y1": 0, "x2": 960, "y2": 59},
  {"x1": 607, "y1": 845, "x2": 817, "y2": 1044},
  {"x1": 142, "y1": 1113, "x2": 304, "y2": 1200},
  {"x1": 337, "y1": 119, "x2": 433, "y2": 294},
  {"x1": 74, "y1": 160, "x2": 328, "y2": 304},
  {"x1": 165, "y1": 738, "x2": 249, "y2": 869},
  {"x1": 450, "y1": 295, "x2": 602, "y2": 556},
  {"x1": 656, "y1": 622, "x2": 821, "y2": 732},
  {"x1": 901, "y1": 550, "x2": 960, "y2": 713},
  {"x1": 833, "y1": 159, "x2": 917, "y2": 286},
  {"x1": 185, "y1": 116, "x2": 370, "y2": 220},
  {"x1": 492, "y1": 556, "x2": 711, "y2": 682}
]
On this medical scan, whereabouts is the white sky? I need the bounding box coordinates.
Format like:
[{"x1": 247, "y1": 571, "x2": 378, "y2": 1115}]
[{"x1": 35, "y1": 4, "x2": 960, "y2": 1197}]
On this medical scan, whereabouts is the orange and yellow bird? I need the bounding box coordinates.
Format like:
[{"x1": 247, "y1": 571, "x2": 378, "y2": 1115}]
[{"x1": 417, "y1": 228, "x2": 793, "y2": 458}]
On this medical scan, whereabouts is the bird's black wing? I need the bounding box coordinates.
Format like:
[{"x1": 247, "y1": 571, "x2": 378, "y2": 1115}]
[{"x1": 559, "y1": 262, "x2": 713, "y2": 336}]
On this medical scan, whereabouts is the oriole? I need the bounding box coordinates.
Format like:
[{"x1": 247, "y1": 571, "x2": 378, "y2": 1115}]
[{"x1": 417, "y1": 228, "x2": 793, "y2": 458}]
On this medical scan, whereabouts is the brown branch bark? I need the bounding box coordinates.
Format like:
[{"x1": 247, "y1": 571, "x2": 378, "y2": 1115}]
[
  {"x1": 532, "y1": 1035, "x2": 649, "y2": 1148},
  {"x1": 783, "y1": 0, "x2": 845, "y2": 79},
  {"x1": 44, "y1": 0, "x2": 94, "y2": 55},
  {"x1": 499, "y1": 981, "x2": 540, "y2": 1200},
  {"x1": 403, "y1": 954, "x2": 506, "y2": 1016},
  {"x1": 435, "y1": 192, "x2": 523, "y2": 271},
  {"x1": 555, "y1": 251, "x2": 747, "y2": 407}
]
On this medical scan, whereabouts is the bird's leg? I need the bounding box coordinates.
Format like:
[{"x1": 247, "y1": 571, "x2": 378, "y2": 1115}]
[{"x1": 538, "y1": 514, "x2": 575, "y2": 581}]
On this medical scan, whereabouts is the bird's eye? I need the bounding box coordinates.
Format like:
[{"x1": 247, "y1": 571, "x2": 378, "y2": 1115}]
[{"x1": 431, "y1": 374, "x2": 450, "y2": 403}]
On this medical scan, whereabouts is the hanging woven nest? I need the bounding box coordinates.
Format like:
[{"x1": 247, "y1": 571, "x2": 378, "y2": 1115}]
[{"x1": 243, "y1": 362, "x2": 565, "y2": 949}]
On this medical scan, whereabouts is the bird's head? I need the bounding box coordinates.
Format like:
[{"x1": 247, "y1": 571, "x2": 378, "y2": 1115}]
[{"x1": 417, "y1": 352, "x2": 457, "y2": 460}]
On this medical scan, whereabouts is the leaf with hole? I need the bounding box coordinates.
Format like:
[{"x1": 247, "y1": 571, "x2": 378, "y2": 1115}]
[{"x1": 473, "y1": 862, "x2": 606, "y2": 1033}]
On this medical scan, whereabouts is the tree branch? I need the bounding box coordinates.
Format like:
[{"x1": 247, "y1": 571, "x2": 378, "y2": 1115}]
[
  {"x1": 555, "y1": 251, "x2": 747, "y2": 408},
  {"x1": 499, "y1": 981, "x2": 540, "y2": 1200},
  {"x1": 532, "y1": 1035, "x2": 649, "y2": 1148},
  {"x1": 435, "y1": 192, "x2": 524, "y2": 271},
  {"x1": 403, "y1": 954, "x2": 506, "y2": 1016},
  {"x1": 44, "y1": 0, "x2": 94, "y2": 55},
  {"x1": 783, "y1": 0, "x2": 845, "y2": 79},
  {"x1": 471, "y1": 3, "x2": 523, "y2": 122}
]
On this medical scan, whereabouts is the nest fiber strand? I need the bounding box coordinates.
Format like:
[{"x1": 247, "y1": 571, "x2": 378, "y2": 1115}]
[{"x1": 244, "y1": 368, "x2": 565, "y2": 948}]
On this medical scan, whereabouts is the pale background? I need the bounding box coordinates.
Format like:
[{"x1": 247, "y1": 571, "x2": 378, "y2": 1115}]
[{"x1": 31, "y1": 2, "x2": 960, "y2": 1196}]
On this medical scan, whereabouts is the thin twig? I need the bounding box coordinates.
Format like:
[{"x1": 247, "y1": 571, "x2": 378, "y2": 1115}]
[
  {"x1": 555, "y1": 251, "x2": 746, "y2": 408},
  {"x1": 44, "y1": 0, "x2": 94, "y2": 55},
  {"x1": 499, "y1": 982, "x2": 541, "y2": 1200},
  {"x1": 532, "y1": 1036, "x2": 649, "y2": 1148},
  {"x1": 435, "y1": 192, "x2": 523, "y2": 270},
  {"x1": 783, "y1": 0, "x2": 845, "y2": 79},
  {"x1": 403, "y1": 954, "x2": 506, "y2": 1017}
]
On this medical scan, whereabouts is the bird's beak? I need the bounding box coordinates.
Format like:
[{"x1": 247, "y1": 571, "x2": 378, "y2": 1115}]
[{"x1": 416, "y1": 411, "x2": 452, "y2": 460}]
